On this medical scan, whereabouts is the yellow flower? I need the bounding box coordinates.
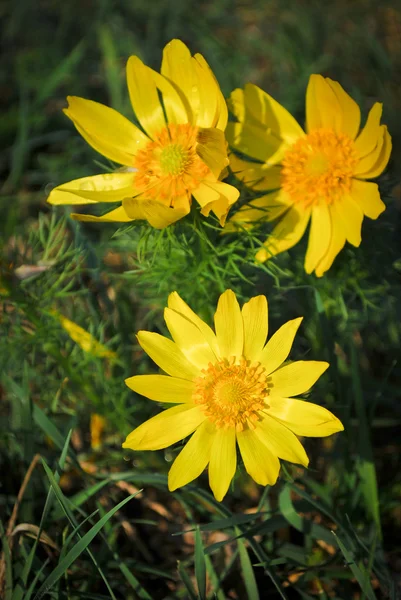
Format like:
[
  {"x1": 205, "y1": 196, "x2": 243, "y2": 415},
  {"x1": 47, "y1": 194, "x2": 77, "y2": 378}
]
[
  {"x1": 227, "y1": 75, "x2": 392, "y2": 276},
  {"x1": 47, "y1": 39, "x2": 239, "y2": 228},
  {"x1": 123, "y1": 290, "x2": 343, "y2": 501}
]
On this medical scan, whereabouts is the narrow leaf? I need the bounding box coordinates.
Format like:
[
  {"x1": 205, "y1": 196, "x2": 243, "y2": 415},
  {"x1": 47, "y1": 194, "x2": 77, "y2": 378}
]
[
  {"x1": 33, "y1": 493, "x2": 136, "y2": 599},
  {"x1": 195, "y1": 527, "x2": 207, "y2": 600}
]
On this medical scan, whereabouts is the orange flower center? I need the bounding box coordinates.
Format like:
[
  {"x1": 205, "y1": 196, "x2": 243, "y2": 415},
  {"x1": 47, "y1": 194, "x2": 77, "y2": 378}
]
[
  {"x1": 192, "y1": 358, "x2": 270, "y2": 431},
  {"x1": 133, "y1": 123, "x2": 209, "y2": 206},
  {"x1": 281, "y1": 128, "x2": 358, "y2": 207}
]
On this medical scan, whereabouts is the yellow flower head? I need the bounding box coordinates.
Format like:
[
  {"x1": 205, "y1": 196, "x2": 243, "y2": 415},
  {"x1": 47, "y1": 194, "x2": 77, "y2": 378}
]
[
  {"x1": 47, "y1": 40, "x2": 239, "y2": 228},
  {"x1": 227, "y1": 75, "x2": 392, "y2": 276},
  {"x1": 123, "y1": 290, "x2": 343, "y2": 501}
]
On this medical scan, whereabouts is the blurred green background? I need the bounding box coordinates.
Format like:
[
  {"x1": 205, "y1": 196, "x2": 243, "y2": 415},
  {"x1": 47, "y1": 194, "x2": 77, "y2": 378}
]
[{"x1": 1, "y1": 1, "x2": 401, "y2": 598}]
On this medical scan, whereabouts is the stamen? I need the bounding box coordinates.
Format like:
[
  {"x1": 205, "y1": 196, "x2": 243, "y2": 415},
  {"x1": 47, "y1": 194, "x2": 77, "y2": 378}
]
[
  {"x1": 134, "y1": 123, "x2": 209, "y2": 206},
  {"x1": 192, "y1": 357, "x2": 270, "y2": 431},
  {"x1": 281, "y1": 128, "x2": 358, "y2": 207}
]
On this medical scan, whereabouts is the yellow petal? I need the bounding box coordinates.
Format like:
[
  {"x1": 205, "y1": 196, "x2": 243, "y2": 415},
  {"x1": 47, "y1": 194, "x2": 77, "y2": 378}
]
[
  {"x1": 137, "y1": 331, "x2": 200, "y2": 380},
  {"x1": 229, "y1": 190, "x2": 292, "y2": 226},
  {"x1": 306, "y1": 74, "x2": 321, "y2": 132},
  {"x1": 71, "y1": 206, "x2": 133, "y2": 222},
  {"x1": 255, "y1": 414, "x2": 309, "y2": 466},
  {"x1": 123, "y1": 404, "x2": 205, "y2": 450},
  {"x1": 64, "y1": 96, "x2": 148, "y2": 166},
  {"x1": 191, "y1": 54, "x2": 219, "y2": 128},
  {"x1": 314, "y1": 206, "x2": 346, "y2": 277},
  {"x1": 242, "y1": 295, "x2": 268, "y2": 362},
  {"x1": 161, "y1": 39, "x2": 196, "y2": 122},
  {"x1": 47, "y1": 173, "x2": 135, "y2": 206},
  {"x1": 214, "y1": 90, "x2": 229, "y2": 132},
  {"x1": 237, "y1": 428, "x2": 280, "y2": 486},
  {"x1": 192, "y1": 56, "x2": 218, "y2": 128},
  {"x1": 125, "y1": 375, "x2": 194, "y2": 403},
  {"x1": 151, "y1": 68, "x2": 189, "y2": 125},
  {"x1": 168, "y1": 420, "x2": 214, "y2": 491},
  {"x1": 126, "y1": 56, "x2": 166, "y2": 138},
  {"x1": 243, "y1": 83, "x2": 305, "y2": 144},
  {"x1": 325, "y1": 78, "x2": 361, "y2": 139},
  {"x1": 195, "y1": 180, "x2": 239, "y2": 226},
  {"x1": 354, "y1": 103, "x2": 383, "y2": 158},
  {"x1": 304, "y1": 203, "x2": 331, "y2": 274},
  {"x1": 228, "y1": 88, "x2": 245, "y2": 123},
  {"x1": 208, "y1": 427, "x2": 237, "y2": 501},
  {"x1": 354, "y1": 126, "x2": 385, "y2": 176},
  {"x1": 214, "y1": 289, "x2": 243, "y2": 358},
  {"x1": 196, "y1": 127, "x2": 229, "y2": 177},
  {"x1": 230, "y1": 155, "x2": 282, "y2": 191},
  {"x1": 355, "y1": 126, "x2": 392, "y2": 179},
  {"x1": 270, "y1": 360, "x2": 329, "y2": 398},
  {"x1": 192, "y1": 181, "x2": 220, "y2": 207},
  {"x1": 306, "y1": 74, "x2": 341, "y2": 133},
  {"x1": 350, "y1": 180, "x2": 385, "y2": 220},
  {"x1": 259, "y1": 317, "x2": 303, "y2": 375},
  {"x1": 226, "y1": 121, "x2": 284, "y2": 165},
  {"x1": 267, "y1": 397, "x2": 344, "y2": 437},
  {"x1": 167, "y1": 292, "x2": 220, "y2": 357},
  {"x1": 164, "y1": 307, "x2": 217, "y2": 369},
  {"x1": 122, "y1": 197, "x2": 190, "y2": 228},
  {"x1": 194, "y1": 53, "x2": 228, "y2": 131},
  {"x1": 255, "y1": 204, "x2": 311, "y2": 262},
  {"x1": 332, "y1": 195, "x2": 363, "y2": 247},
  {"x1": 161, "y1": 42, "x2": 227, "y2": 130}
]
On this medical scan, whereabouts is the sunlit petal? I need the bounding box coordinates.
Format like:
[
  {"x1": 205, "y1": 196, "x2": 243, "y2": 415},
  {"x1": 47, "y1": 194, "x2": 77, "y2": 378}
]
[
  {"x1": 242, "y1": 295, "x2": 268, "y2": 362},
  {"x1": 64, "y1": 96, "x2": 148, "y2": 165},
  {"x1": 125, "y1": 375, "x2": 194, "y2": 403},
  {"x1": 270, "y1": 361, "x2": 329, "y2": 398},
  {"x1": 260, "y1": 317, "x2": 303, "y2": 375},
  {"x1": 168, "y1": 420, "x2": 214, "y2": 491},
  {"x1": 137, "y1": 331, "x2": 200, "y2": 380},
  {"x1": 256, "y1": 414, "x2": 309, "y2": 466},
  {"x1": 123, "y1": 404, "x2": 205, "y2": 450},
  {"x1": 267, "y1": 397, "x2": 344, "y2": 437},
  {"x1": 209, "y1": 428, "x2": 237, "y2": 501},
  {"x1": 237, "y1": 428, "x2": 280, "y2": 486},
  {"x1": 214, "y1": 290, "x2": 243, "y2": 358},
  {"x1": 164, "y1": 307, "x2": 217, "y2": 369}
]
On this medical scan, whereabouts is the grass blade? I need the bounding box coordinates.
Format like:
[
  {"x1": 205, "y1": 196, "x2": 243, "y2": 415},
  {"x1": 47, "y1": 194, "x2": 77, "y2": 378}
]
[
  {"x1": 195, "y1": 527, "x2": 206, "y2": 600},
  {"x1": 332, "y1": 532, "x2": 377, "y2": 600},
  {"x1": 33, "y1": 493, "x2": 137, "y2": 599},
  {"x1": 350, "y1": 342, "x2": 381, "y2": 537},
  {"x1": 204, "y1": 554, "x2": 226, "y2": 600},
  {"x1": 279, "y1": 484, "x2": 334, "y2": 545},
  {"x1": 116, "y1": 562, "x2": 153, "y2": 600},
  {"x1": 23, "y1": 559, "x2": 50, "y2": 600},
  {"x1": 12, "y1": 431, "x2": 72, "y2": 600},
  {"x1": 39, "y1": 460, "x2": 118, "y2": 599},
  {"x1": 177, "y1": 561, "x2": 198, "y2": 600},
  {"x1": 237, "y1": 537, "x2": 259, "y2": 600},
  {"x1": 51, "y1": 480, "x2": 111, "y2": 520}
]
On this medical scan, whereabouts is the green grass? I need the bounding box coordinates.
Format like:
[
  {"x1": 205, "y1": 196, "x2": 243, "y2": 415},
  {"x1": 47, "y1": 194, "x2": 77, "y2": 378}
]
[{"x1": 1, "y1": 0, "x2": 401, "y2": 597}]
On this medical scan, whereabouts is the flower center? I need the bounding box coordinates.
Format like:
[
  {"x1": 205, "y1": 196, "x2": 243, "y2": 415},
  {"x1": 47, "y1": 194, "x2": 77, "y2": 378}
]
[
  {"x1": 192, "y1": 358, "x2": 270, "y2": 431},
  {"x1": 281, "y1": 128, "x2": 358, "y2": 207},
  {"x1": 133, "y1": 123, "x2": 210, "y2": 206},
  {"x1": 159, "y1": 144, "x2": 189, "y2": 176}
]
